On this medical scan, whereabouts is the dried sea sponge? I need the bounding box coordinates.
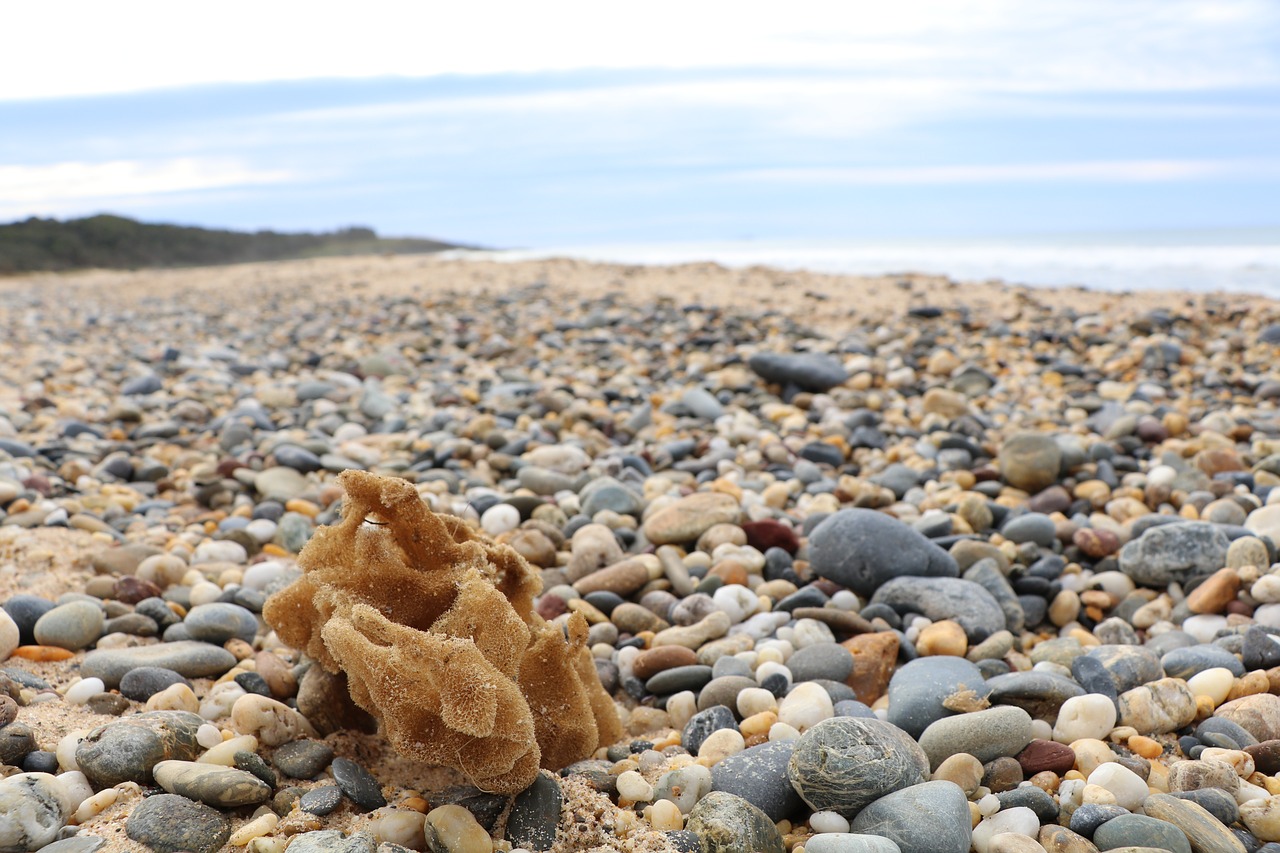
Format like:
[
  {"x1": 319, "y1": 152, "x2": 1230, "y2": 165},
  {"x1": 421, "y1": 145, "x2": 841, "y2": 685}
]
[{"x1": 263, "y1": 469, "x2": 622, "y2": 794}]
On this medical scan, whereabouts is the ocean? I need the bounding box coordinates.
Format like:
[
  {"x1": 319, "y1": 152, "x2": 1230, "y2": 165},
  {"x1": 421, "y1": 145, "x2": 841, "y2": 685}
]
[{"x1": 459, "y1": 229, "x2": 1280, "y2": 298}]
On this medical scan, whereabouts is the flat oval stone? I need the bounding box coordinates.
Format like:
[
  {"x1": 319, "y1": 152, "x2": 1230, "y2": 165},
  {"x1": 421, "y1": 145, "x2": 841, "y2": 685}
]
[
  {"x1": 126, "y1": 793, "x2": 231, "y2": 853},
  {"x1": 787, "y1": 643, "x2": 855, "y2": 683},
  {"x1": 1141, "y1": 793, "x2": 1248, "y2": 853},
  {"x1": 788, "y1": 717, "x2": 929, "y2": 819},
  {"x1": 332, "y1": 757, "x2": 386, "y2": 810},
  {"x1": 643, "y1": 493, "x2": 742, "y2": 546},
  {"x1": 81, "y1": 641, "x2": 237, "y2": 688},
  {"x1": 33, "y1": 601, "x2": 103, "y2": 651},
  {"x1": 984, "y1": 672, "x2": 1086, "y2": 725},
  {"x1": 647, "y1": 665, "x2": 713, "y2": 695},
  {"x1": 184, "y1": 603, "x2": 259, "y2": 644},
  {"x1": 917, "y1": 706, "x2": 1034, "y2": 770},
  {"x1": 1161, "y1": 646, "x2": 1246, "y2": 679},
  {"x1": 153, "y1": 759, "x2": 272, "y2": 808},
  {"x1": 119, "y1": 666, "x2": 192, "y2": 702},
  {"x1": 849, "y1": 780, "x2": 972, "y2": 853},
  {"x1": 300, "y1": 785, "x2": 343, "y2": 815}
]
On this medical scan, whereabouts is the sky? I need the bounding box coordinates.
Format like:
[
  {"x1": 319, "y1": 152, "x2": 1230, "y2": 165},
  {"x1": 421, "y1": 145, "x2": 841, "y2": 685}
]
[{"x1": 2, "y1": 1, "x2": 1279, "y2": 247}]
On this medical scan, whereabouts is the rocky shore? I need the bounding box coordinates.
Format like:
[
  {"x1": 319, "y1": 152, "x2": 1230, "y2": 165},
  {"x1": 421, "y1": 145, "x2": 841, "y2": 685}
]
[{"x1": 0, "y1": 254, "x2": 1279, "y2": 853}]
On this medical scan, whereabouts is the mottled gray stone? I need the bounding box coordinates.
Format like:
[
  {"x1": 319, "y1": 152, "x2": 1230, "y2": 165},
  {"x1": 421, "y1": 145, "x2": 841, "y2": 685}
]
[
  {"x1": 917, "y1": 706, "x2": 1034, "y2": 770},
  {"x1": 983, "y1": 671, "x2": 1087, "y2": 724},
  {"x1": 1118, "y1": 522, "x2": 1232, "y2": 587},
  {"x1": 80, "y1": 640, "x2": 237, "y2": 688},
  {"x1": 1093, "y1": 814, "x2": 1191, "y2": 853},
  {"x1": 871, "y1": 577, "x2": 1005, "y2": 642},
  {"x1": 748, "y1": 352, "x2": 848, "y2": 393},
  {"x1": 75, "y1": 710, "x2": 205, "y2": 786},
  {"x1": 711, "y1": 740, "x2": 801, "y2": 822},
  {"x1": 786, "y1": 643, "x2": 854, "y2": 683},
  {"x1": 787, "y1": 717, "x2": 929, "y2": 819},
  {"x1": 125, "y1": 793, "x2": 231, "y2": 853},
  {"x1": 887, "y1": 656, "x2": 990, "y2": 739},
  {"x1": 685, "y1": 791, "x2": 785, "y2": 853}
]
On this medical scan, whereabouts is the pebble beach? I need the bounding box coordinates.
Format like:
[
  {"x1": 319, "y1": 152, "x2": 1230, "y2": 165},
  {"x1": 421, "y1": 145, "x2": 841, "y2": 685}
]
[{"x1": 3, "y1": 253, "x2": 1280, "y2": 853}]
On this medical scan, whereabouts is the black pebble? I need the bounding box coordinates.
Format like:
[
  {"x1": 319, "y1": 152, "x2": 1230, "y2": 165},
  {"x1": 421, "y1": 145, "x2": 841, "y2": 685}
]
[
  {"x1": 507, "y1": 773, "x2": 562, "y2": 852},
  {"x1": 234, "y1": 750, "x2": 278, "y2": 788},
  {"x1": 299, "y1": 785, "x2": 342, "y2": 816},
  {"x1": 22, "y1": 750, "x2": 59, "y2": 773},
  {"x1": 331, "y1": 757, "x2": 386, "y2": 810},
  {"x1": 234, "y1": 671, "x2": 272, "y2": 697}
]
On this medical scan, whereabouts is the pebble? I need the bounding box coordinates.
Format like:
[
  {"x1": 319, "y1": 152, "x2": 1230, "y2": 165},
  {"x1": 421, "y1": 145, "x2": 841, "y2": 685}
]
[
  {"x1": 125, "y1": 792, "x2": 232, "y2": 853},
  {"x1": 787, "y1": 716, "x2": 929, "y2": 818},
  {"x1": 917, "y1": 705, "x2": 1034, "y2": 770},
  {"x1": 710, "y1": 739, "x2": 801, "y2": 822},
  {"x1": 300, "y1": 785, "x2": 344, "y2": 815},
  {"x1": 809, "y1": 509, "x2": 959, "y2": 597},
  {"x1": 32, "y1": 601, "x2": 103, "y2": 651},
  {"x1": 684, "y1": 791, "x2": 785, "y2": 853},
  {"x1": 849, "y1": 780, "x2": 972, "y2": 853},
  {"x1": 0, "y1": 773, "x2": 77, "y2": 851},
  {"x1": 273, "y1": 738, "x2": 336, "y2": 778},
  {"x1": 153, "y1": 758, "x2": 272, "y2": 807},
  {"x1": 332, "y1": 756, "x2": 387, "y2": 810},
  {"x1": 80, "y1": 641, "x2": 237, "y2": 688},
  {"x1": 507, "y1": 773, "x2": 562, "y2": 852},
  {"x1": 74, "y1": 710, "x2": 205, "y2": 786}
]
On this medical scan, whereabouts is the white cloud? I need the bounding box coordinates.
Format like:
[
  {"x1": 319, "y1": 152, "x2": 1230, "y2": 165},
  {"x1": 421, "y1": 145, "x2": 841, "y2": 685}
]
[
  {"x1": 727, "y1": 159, "x2": 1271, "y2": 185},
  {"x1": 0, "y1": 158, "x2": 296, "y2": 218},
  {"x1": 1, "y1": 0, "x2": 1275, "y2": 101}
]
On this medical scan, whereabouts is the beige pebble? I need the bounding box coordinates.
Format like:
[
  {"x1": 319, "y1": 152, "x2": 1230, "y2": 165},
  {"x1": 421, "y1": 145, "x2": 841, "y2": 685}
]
[
  {"x1": 230, "y1": 694, "x2": 317, "y2": 746},
  {"x1": 1241, "y1": 796, "x2": 1280, "y2": 843},
  {"x1": 617, "y1": 770, "x2": 654, "y2": 802},
  {"x1": 198, "y1": 734, "x2": 258, "y2": 766},
  {"x1": 645, "y1": 798, "x2": 684, "y2": 831},
  {"x1": 146, "y1": 682, "x2": 199, "y2": 713},
  {"x1": 372, "y1": 809, "x2": 427, "y2": 849},
  {"x1": 72, "y1": 787, "x2": 118, "y2": 824},
  {"x1": 1070, "y1": 739, "x2": 1116, "y2": 776},
  {"x1": 933, "y1": 752, "x2": 984, "y2": 795},
  {"x1": 917, "y1": 620, "x2": 968, "y2": 656},
  {"x1": 229, "y1": 812, "x2": 279, "y2": 847},
  {"x1": 425, "y1": 804, "x2": 493, "y2": 853},
  {"x1": 697, "y1": 729, "x2": 746, "y2": 765}
]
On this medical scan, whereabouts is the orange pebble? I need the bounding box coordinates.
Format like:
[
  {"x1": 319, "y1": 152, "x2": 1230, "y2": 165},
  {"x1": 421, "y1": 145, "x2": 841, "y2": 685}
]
[
  {"x1": 13, "y1": 645, "x2": 75, "y2": 661},
  {"x1": 400, "y1": 797, "x2": 429, "y2": 813},
  {"x1": 285, "y1": 499, "x2": 320, "y2": 518},
  {"x1": 261, "y1": 543, "x2": 290, "y2": 557},
  {"x1": 707, "y1": 561, "x2": 748, "y2": 586},
  {"x1": 1128, "y1": 735, "x2": 1163, "y2": 759}
]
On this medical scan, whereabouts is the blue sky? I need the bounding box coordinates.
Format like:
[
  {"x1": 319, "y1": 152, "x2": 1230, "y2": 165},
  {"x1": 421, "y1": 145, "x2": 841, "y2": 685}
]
[{"x1": 2, "y1": 1, "x2": 1278, "y2": 247}]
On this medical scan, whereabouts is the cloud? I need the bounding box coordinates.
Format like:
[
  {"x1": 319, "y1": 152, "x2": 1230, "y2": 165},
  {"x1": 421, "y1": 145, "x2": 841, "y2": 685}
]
[
  {"x1": 724, "y1": 159, "x2": 1273, "y2": 185},
  {"x1": 0, "y1": 158, "x2": 296, "y2": 219},
  {"x1": 2, "y1": 0, "x2": 1276, "y2": 101}
]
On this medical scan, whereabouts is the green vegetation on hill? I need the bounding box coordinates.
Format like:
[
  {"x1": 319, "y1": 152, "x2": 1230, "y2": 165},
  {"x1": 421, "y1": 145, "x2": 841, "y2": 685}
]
[{"x1": 0, "y1": 214, "x2": 466, "y2": 273}]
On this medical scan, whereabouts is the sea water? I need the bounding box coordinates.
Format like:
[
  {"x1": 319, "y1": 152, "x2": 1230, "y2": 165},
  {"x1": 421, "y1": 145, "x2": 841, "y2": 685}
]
[{"x1": 459, "y1": 228, "x2": 1280, "y2": 298}]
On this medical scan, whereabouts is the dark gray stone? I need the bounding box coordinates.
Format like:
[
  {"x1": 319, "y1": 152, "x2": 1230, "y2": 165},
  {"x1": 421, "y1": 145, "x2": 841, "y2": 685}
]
[
  {"x1": 1070, "y1": 803, "x2": 1129, "y2": 838},
  {"x1": 1001, "y1": 513, "x2": 1058, "y2": 547},
  {"x1": 300, "y1": 785, "x2": 343, "y2": 815},
  {"x1": 0, "y1": 721, "x2": 37, "y2": 766},
  {"x1": 331, "y1": 757, "x2": 386, "y2": 810},
  {"x1": 811, "y1": 509, "x2": 959, "y2": 597},
  {"x1": 711, "y1": 740, "x2": 801, "y2": 822},
  {"x1": 983, "y1": 671, "x2": 1086, "y2": 724},
  {"x1": 963, "y1": 559, "x2": 1025, "y2": 634},
  {"x1": 786, "y1": 643, "x2": 854, "y2": 683},
  {"x1": 125, "y1": 793, "x2": 231, "y2": 853},
  {"x1": 849, "y1": 780, "x2": 971, "y2": 853},
  {"x1": 748, "y1": 352, "x2": 848, "y2": 393},
  {"x1": 682, "y1": 705, "x2": 738, "y2": 754},
  {"x1": 646, "y1": 665, "x2": 714, "y2": 695},
  {"x1": 1162, "y1": 645, "x2": 1247, "y2": 679},
  {"x1": 286, "y1": 830, "x2": 376, "y2": 853},
  {"x1": 872, "y1": 576, "x2": 1005, "y2": 642},
  {"x1": 273, "y1": 739, "x2": 335, "y2": 779},
  {"x1": 183, "y1": 602, "x2": 259, "y2": 644},
  {"x1": 787, "y1": 717, "x2": 929, "y2": 819},
  {"x1": 508, "y1": 772, "x2": 562, "y2": 852},
  {"x1": 119, "y1": 666, "x2": 192, "y2": 702}
]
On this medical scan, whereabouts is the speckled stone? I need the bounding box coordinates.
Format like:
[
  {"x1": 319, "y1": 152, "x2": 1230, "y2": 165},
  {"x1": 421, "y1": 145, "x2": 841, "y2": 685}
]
[
  {"x1": 809, "y1": 509, "x2": 959, "y2": 597},
  {"x1": 787, "y1": 717, "x2": 929, "y2": 819},
  {"x1": 152, "y1": 759, "x2": 272, "y2": 808},
  {"x1": 849, "y1": 780, "x2": 971, "y2": 853},
  {"x1": 300, "y1": 785, "x2": 344, "y2": 816},
  {"x1": 1093, "y1": 814, "x2": 1192, "y2": 853},
  {"x1": 886, "y1": 656, "x2": 990, "y2": 739},
  {"x1": 685, "y1": 791, "x2": 785, "y2": 853},
  {"x1": 872, "y1": 577, "x2": 1006, "y2": 642},
  {"x1": 75, "y1": 710, "x2": 205, "y2": 786},
  {"x1": 125, "y1": 793, "x2": 232, "y2": 853},
  {"x1": 1141, "y1": 793, "x2": 1247, "y2": 853},
  {"x1": 507, "y1": 772, "x2": 562, "y2": 852},
  {"x1": 273, "y1": 739, "x2": 335, "y2": 779},
  {"x1": 332, "y1": 757, "x2": 386, "y2": 810}
]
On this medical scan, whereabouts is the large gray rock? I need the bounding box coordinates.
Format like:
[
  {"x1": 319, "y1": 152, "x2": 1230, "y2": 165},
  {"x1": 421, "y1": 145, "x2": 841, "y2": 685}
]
[
  {"x1": 75, "y1": 711, "x2": 205, "y2": 787},
  {"x1": 788, "y1": 718, "x2": 929, "y2": 819},
  {"x1": 871, "y1": 576, "x2": 1006, "y2": 642},
  {"x1": 849, "y1": 781, "x2": 971, "y2": 853},
  {"x1": 80, "y1": 641, "x2": 237, "y2": 688},
  {"x1": 1118, "y1": 522, "x2": 1232, "y2": 587},
  {"x1": 887, "y1": 657, "x2": 990, "y2": 739},
  {"x1": 810, "y1": 509, "x2": 959, "y2": 597}
]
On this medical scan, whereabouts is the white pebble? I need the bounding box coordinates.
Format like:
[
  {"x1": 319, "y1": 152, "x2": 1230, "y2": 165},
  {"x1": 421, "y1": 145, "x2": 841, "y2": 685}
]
[
  {"x1": 244, "y1": 519, "x2": 279, "y2": 544},
  {"x1": 617, "y1": 770, "x2": 654, "y2": 802},
  {"x1": 241, "y1": 560, "x2": 289, "y2": 590},
  {"x1": 64, "y1": 678, "x2": 105, "y2": 705},
  {"x1": 809, "y1": 811, "x2": 850, "y2": 833},
  {"x1": 57, "y1": 771, "x2": 94, "y2": 812},
  {"x1": 1053, "y1": 694, "x2": 1117, "y2": 743},
  {"x1": 713, "y1": 586, "x2": 759, "y2": 624},
  {"x1": 789, "y1": 618, "x2": 836, "y2": 648},
  {"x1": 978, "y1": 793, "x2": 1001, "y2": 817},
  {"x1": 1183, "y1": 614, "x2": 1230, "y2": 643},
  {"x1": 188, "y1": 581, "x2": 224, "y2": 607},
  {"x1": 736, "y1": 687, "x2": 778, "y2": 717},
  {"x1": 1030, "y1": 719, "x2": 1053, "y2": 741},
  {"x1": 768, "y1": 722, "x2": 801, "y2": 741},
  {"x1": 755, "y1": 661, "x2": 793, "y2": 688},
  {"x1": 1088, "y1": 762, "x2": 1149, "y2": 811},
  {"x1": 57, "y1": 730, "x2": 91, "y2": 772},
  {"x1": 480, "y1": 504, "x2": 520, "y2": 536},
  {"x1": 972, "y1": 807, "x2": 1039, "y2": 853},
  {"x1": 197, "y1": 724, "x2": 225, "y2": 749},
  {"x1": 666, "y1": 691, "x2": 697, "y2": 730},
  {"x1": 1187, "y1": 667, "x2": 1236, "y2": 706},
  {"x1": 777, "y1": 682, "x2": 833, "y2": 731},
  {"x1": 828, "y1": 590, "x2": 860, "y2": 611}
]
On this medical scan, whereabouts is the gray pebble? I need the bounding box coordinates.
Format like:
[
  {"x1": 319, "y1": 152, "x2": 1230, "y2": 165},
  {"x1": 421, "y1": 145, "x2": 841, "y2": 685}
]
[
  {"x1": 274, "y1": 739, "x2": 336, "y2": 779},
  {"x1": 80, "y1": 641, "x2": 237, "y2": 688},
  {"x1": 788, "y1": 717, "x2": 929, "y2": 818},
  {"x1": 300, "y1": 785, "x2": 343, "y2": 815},
  {"x1": 849, "y1": 780, "x2": 971, "y2": 853},
  {"x1": 710, "y1": 739, "x2": 801, "y2": 822},
  {"x1": 872, "y1": 576, "x2": 1006, "y2": 642},
  {"x1": 685, "y1": 791, "x2": 785, "y2": 853},
  {"x1": 119, "y1": 666, "x2": 192, "y2": 702},
  {"x1": 183, "y1": 602, "x2": 259, "y2": 644},
  {"x1": 125, "y1": 793, "x2": 231, "y2": 853},
  {"x1": 507, "y1": 772, "x2": 562, "y2": 852},
  {"x1": 810, "y1": 509, "x2": 958, "y2": 597},
  {"x1": 287, "y1": 830, "x2": 376, "y2": 853},
  {"x1": 32, "y1": 600, "x2": 103, "y2": 651},
  {"x1": 886, "y1": 656, "x2": 989, "y2": 739},
  {"x1": 75, "y1": 710, "x2": 205, "y2": 786},
  {"x1": 332, "y1": 756, "x2": 386, "y2": 810},
  {"x1": 786, "y1": 643, "x2": 854, "y2": 683}
]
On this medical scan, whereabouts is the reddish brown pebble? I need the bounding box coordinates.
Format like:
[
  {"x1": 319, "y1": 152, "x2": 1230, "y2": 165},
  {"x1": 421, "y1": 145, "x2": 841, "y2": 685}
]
[
  {"x1": 534, "y1": 594, "x2": 567, "y2": 620},
  {"x1": 842, "y1": 631, "x2": 899, "y2": 705},
  {"x1": 983, "y1": 756, "x2": 1024, "y2": 792},
  {"x1": 1186, "y1": 567, "x2": 1241, "y2": 614},
  {"x1": 1073, "y1": 527, "x2": 1119, "y2": 559},
  {"x1": 0, "y1": 694, "x2": 17, "y2": 726},
  {"x1": 1245, "y1": 740, "x2": 1280, "y2": 775},
  {"x1": 706, "y1": 561, "x2": 748, "y2": 587},
  {"x1": 632, "y1": 646, "x2": 699, "y2": 681},
  {"x1": 1026, "y1": 486, "x2": 1072, "y2": 514},
  {"x1": 1017, "y1": 738, "x2": 1077, "y2": 776},
  {"x1": 114, "y1": 575, "x2": 163, "y2": 605},
  {"x1": 741, "y1": 520, "x2": 800, "y2": 555}
]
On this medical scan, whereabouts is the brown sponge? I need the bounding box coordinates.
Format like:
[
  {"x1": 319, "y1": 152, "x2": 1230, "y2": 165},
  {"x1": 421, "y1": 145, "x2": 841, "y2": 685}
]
[{"x1": 263, "y1": 469, "x2": 622, "y2": 794}]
